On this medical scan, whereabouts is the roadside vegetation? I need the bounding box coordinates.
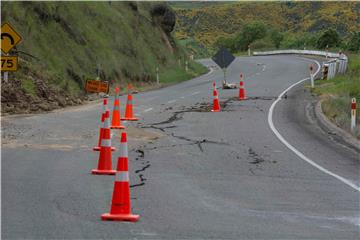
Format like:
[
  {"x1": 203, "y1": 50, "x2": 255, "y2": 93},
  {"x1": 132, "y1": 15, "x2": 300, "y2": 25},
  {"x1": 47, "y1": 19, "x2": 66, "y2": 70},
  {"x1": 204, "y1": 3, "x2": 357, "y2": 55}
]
[
  {"x1": 313, "y1": 54, "x2": 360, "y2": 138},
  {"x1": 173, "y1": 1, "x2": 360, "y2": 57},
  {"x1": 1, "y1": 2, "x2": 207, "y2": 114}
]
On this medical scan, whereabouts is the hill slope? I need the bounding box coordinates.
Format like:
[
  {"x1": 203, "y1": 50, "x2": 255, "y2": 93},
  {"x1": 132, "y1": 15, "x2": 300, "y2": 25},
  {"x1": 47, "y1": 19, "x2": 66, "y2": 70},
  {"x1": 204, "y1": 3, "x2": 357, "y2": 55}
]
[
  {"x1": 1, "y1": 2, "x2": 206, "y2": 114},
  {"x1": 173, "y1": 1, "x2": 360, "y2": 54}
]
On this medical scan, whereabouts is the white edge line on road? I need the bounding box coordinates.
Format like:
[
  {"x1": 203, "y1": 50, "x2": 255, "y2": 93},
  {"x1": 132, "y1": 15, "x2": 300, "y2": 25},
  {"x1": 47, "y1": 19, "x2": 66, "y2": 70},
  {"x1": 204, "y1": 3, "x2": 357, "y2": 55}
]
[
  {"x1": 167, "y1": 99, "x2": 176, "y2": 104},
  {"x1": 268, "y1": 58, "x2": 360, "y2": 192},
  {"x1": 144, "y1": 108, "x2": 153, "y2": 113}
]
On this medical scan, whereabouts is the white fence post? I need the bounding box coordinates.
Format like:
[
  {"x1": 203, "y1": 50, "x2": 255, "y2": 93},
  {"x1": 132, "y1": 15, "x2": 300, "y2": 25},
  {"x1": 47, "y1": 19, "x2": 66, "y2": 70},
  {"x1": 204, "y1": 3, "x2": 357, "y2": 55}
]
[
  {"x1": 156, "y1": 67, "x2": 159, "y2": 85},
  {"x1": 351, "y1": 98, "x2": 357, "y2": 134}
]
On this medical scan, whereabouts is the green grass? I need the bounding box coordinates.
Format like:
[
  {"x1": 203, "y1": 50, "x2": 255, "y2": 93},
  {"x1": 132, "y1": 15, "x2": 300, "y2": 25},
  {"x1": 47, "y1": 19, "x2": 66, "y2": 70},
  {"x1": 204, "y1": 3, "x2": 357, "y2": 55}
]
[
  {"x1": 1, "y1": 2, "x2": 206, "y2": 100},
  {"x1": 159, "y1": 61, "x2": 208, "y2": 85},
  {"x1": 313, "y1": 54, "x2": 360, "y2": 138},
  {"x1": 21, "y1": 78, "x2": 37, "y2": 97}
]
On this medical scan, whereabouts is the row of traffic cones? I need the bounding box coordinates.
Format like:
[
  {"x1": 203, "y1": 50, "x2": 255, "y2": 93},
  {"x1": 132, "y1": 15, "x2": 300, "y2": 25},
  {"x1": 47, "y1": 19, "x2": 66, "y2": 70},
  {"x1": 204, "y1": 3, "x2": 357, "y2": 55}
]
[
  {"x1": 92, "y1": 86, "x2": 140, "y2": 222},
  {"x1": 93, "y1": 85, "x2": 138, "y2": 151},
  {"x1": 211, "y1": 73, "x2": 247, "y2": 112}
]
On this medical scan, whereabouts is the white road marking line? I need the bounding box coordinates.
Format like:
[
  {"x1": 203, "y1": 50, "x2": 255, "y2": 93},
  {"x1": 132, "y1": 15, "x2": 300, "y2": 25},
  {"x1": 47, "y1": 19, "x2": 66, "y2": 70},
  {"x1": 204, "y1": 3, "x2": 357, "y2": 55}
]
[
  {"x1": 191, "y1": 91, "x2": 201, "y2": 96},
  {"x1": 268, "y1": 59, "x2": 360, "y2": 192},
  {"x1": 180, "y1": 96, "x2": 185, "y2": 99},
  {"x1": 205, "y1": 66, "x2": 214, "y2": 76},
  {"x1": 143, "y1": 108, "x2": 153, "y2": 113},
  {"x1": 262, "y1": 65, "x2": 267, "y2": 71},
  {"x1": 167, "y1": 99, "x2": 176, "y2": 104}
]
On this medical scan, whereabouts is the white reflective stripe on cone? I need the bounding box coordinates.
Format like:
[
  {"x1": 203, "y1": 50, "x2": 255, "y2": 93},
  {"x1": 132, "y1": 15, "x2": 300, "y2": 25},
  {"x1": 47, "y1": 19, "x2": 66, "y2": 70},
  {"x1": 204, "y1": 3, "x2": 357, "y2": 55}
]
[
  {"x1": 101, "y1": 139, "x2": 111, "y2": 147},
  {"x1": 104, "y1": 119, "x2": 111, "y2": 129},
  {"x1": 115, "y1": 171, "x2": 129, "y2": 182},
  {"x1": 119, "y1": 143, "x2": 128, "y2": 157}
]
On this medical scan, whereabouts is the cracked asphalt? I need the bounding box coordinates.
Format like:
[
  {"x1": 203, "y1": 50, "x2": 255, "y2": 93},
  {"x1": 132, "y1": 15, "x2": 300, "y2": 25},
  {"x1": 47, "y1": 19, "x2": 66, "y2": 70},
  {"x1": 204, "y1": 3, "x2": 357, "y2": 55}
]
[{"x1": 2, "y1": 55, "x2": 359, "y2": 239}]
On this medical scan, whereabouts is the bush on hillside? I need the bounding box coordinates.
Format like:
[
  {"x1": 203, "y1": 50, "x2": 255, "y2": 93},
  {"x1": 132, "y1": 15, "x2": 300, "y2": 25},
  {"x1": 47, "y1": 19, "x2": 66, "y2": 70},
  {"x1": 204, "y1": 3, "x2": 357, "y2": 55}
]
[
  {"x1": 250, "y1": 39, "x2": 275, "y2": 50},
  {"x1": 269, "y1": 29, "x2": 284, "y2": 49},
  {"x1": 234, "y1": 21, "x2": 267, "y2": 50},
  {"x1": 347, "y1": 32, "x2": 360, "y2": 52},
  {"x1": 317, "y1": 28, "x2": 341, "y2": 49}
]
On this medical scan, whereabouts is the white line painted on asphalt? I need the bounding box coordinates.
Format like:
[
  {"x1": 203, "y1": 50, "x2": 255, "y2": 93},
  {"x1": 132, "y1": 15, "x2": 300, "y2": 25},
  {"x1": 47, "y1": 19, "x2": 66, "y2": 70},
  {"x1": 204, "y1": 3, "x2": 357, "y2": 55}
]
[
  {"x1": 191, "y1": 91, "x2": 201, "y2": 96},
  {"x1": 268, "y1": 59, "x2": 360, "y2": 192},
  {"x1": 204, "y1": 66, "x2": 214, "y2": 76},
  {"x1": 144, "y1": 108, "x2": 153, "y2": 113},
  {"x1": 167, "y1": 99, "x2": 176, "y2": 104},
  {"x1": 180, "y1": 96, "x2": 185, "y2": 99}
]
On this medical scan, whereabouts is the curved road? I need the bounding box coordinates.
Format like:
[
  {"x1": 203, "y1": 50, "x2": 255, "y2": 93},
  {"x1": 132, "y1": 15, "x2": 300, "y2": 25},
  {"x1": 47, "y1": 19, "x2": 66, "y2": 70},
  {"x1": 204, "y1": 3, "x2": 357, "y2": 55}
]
[{"x1": 2, "y1": 55, "x2": 359, "y2": 239}]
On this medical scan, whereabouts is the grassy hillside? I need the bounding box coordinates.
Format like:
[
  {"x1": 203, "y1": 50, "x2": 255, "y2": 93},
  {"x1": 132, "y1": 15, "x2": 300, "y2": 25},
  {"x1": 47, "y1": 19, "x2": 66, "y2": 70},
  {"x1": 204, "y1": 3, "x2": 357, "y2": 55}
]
[
  {"x1": 1, "y1": 2, "x2": 207, "y2": 114},
  {"x1": 313, "y1": 54, "x2": 360, "y2": 138},
  {"x1": 173, "y1": 2, "x2": 360, "y2": 56}
]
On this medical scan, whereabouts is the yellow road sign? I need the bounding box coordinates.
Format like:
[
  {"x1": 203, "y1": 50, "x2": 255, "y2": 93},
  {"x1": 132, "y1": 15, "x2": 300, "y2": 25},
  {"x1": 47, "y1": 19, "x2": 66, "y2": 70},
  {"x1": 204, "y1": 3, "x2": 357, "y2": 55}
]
[
  {"x1": 1, "y1": 23, "x2": 22, "y2": 53},
  {"x1": 1, "y1": 56, "x2": 18, "y2": 71},
  {"x1": 85, "y1": 79, "x2": 109, "y2": 93}
]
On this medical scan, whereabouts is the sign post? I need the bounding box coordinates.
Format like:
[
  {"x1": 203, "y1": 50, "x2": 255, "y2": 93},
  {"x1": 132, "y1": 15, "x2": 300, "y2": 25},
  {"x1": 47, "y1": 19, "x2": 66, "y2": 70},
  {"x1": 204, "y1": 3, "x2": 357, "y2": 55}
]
[{"x1": 156, "y1": 67, "x2": 159, "y2": 85}]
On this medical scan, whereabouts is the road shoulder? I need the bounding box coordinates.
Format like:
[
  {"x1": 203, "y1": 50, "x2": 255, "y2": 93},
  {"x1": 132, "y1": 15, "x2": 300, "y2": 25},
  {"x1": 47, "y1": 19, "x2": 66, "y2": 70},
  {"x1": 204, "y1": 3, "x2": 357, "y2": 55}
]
[{"x1": 315, "y1": 99, "x2": 360, "y2": 153}]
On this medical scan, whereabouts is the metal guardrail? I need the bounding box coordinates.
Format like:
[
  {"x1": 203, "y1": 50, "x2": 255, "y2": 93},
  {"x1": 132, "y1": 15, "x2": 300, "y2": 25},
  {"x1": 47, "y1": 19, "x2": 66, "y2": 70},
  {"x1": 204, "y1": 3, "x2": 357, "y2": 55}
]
[{"x1": 253, "y1": 49, "x2": 348, "y2": 80}]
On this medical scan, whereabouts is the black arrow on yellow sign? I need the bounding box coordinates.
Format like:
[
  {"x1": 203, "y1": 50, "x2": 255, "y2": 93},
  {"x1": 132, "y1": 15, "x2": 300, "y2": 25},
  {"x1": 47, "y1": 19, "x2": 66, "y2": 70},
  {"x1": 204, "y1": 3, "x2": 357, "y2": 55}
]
[{"x1": 1, "y1": 33, "x2": 15, "y2": 45}]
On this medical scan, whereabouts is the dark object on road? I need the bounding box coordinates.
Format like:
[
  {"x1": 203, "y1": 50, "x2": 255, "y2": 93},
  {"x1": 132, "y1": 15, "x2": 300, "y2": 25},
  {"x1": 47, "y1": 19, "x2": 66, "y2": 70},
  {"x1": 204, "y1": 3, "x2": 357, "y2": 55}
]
[{"x1": 222, "y1": 81, "x2": 237, "y2": 89}]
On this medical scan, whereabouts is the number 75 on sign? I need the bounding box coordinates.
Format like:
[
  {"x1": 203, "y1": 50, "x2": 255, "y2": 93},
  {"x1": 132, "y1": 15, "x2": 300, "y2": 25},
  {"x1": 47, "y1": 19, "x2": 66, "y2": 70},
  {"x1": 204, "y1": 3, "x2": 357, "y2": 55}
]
[{"x1": 1, "y1": 56, "x2": 18, "y2": 71}]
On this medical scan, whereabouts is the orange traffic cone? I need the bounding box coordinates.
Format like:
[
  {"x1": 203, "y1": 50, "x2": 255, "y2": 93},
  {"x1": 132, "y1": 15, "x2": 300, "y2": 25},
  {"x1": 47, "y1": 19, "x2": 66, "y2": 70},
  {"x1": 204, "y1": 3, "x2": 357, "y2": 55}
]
[
  {"x1": 92, "y1": 110, "x2": 116, "y2": 175},
  {"x1": 101, "y1": 132, "x2": 140, "y2": 222},
  {"x1": 111, "y1": 87, "x2": 126, "y2": 129},
  {"x1": 239, "y1": 81, "x2": 246, "y2": 100},
  {"x1": 93, "y1": 98, "x2": 116, "y2": 152},
  {"x1": 211, "y1": 82, "x2": 220, "y2": 112},
  {"x1": 121, "y1": 85, "x2": 139, "y2": 121}
]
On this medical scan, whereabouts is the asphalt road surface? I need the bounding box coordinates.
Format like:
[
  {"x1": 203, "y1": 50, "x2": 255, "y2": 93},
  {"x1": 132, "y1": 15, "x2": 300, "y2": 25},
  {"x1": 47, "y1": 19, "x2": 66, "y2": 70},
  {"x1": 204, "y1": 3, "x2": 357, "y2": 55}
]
[{"x1": 2, "y1": 55, "x2": 359, "y2": 239}]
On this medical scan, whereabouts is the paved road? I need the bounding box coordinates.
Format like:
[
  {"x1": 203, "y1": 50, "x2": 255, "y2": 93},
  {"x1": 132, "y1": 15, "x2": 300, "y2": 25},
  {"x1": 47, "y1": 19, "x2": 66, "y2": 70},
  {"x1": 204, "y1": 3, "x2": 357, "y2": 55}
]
[{"x1": 2, "y1": 55, "x2": 359, "y2": 239}]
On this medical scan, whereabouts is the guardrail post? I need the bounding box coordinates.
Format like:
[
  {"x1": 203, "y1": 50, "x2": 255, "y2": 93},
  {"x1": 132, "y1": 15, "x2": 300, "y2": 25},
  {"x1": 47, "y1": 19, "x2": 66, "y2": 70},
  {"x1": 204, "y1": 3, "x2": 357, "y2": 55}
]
[
  {"x1": 309, "y1": 64, "x2": 314, "y2": 88},
  {"x1": 351, "y1": 98, "x2": 357, "y2": 134}
]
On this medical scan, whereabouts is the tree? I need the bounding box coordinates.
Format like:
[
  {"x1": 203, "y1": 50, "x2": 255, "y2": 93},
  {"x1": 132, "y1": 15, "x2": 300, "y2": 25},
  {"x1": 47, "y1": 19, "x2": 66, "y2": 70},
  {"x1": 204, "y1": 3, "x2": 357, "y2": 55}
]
[
  {"x1": 269, "y1": 30, "x2": 283, "y2": 49},
  {"x1": 316, "y1": 29, "x2": 341, "y2": 49},
  {"x1": 347, "y1": 32, "x2": 360, "y2": 52},
  {"x1": 214, "y1": 36, "x2": 236, "y2": 51},
  {"x1": 235, "y1": 21, "x2": 267, "y2": 51}
]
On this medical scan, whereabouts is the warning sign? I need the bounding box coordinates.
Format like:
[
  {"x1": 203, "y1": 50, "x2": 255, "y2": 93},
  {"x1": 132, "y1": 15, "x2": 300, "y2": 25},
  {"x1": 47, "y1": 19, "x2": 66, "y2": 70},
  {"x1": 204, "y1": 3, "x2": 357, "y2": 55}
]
[
  {"x1": 1, "y1": 56, "x2": 18, "y2": 71},
  {"x1": 1, "y1": 23, "x2": 22, "y2": 54},
  {"x1": 212, "y1": 48, "x2": 235, "y2": 69},
  {"x1": 85, "y1": 79, "x2": 109, "y2": 94}
]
